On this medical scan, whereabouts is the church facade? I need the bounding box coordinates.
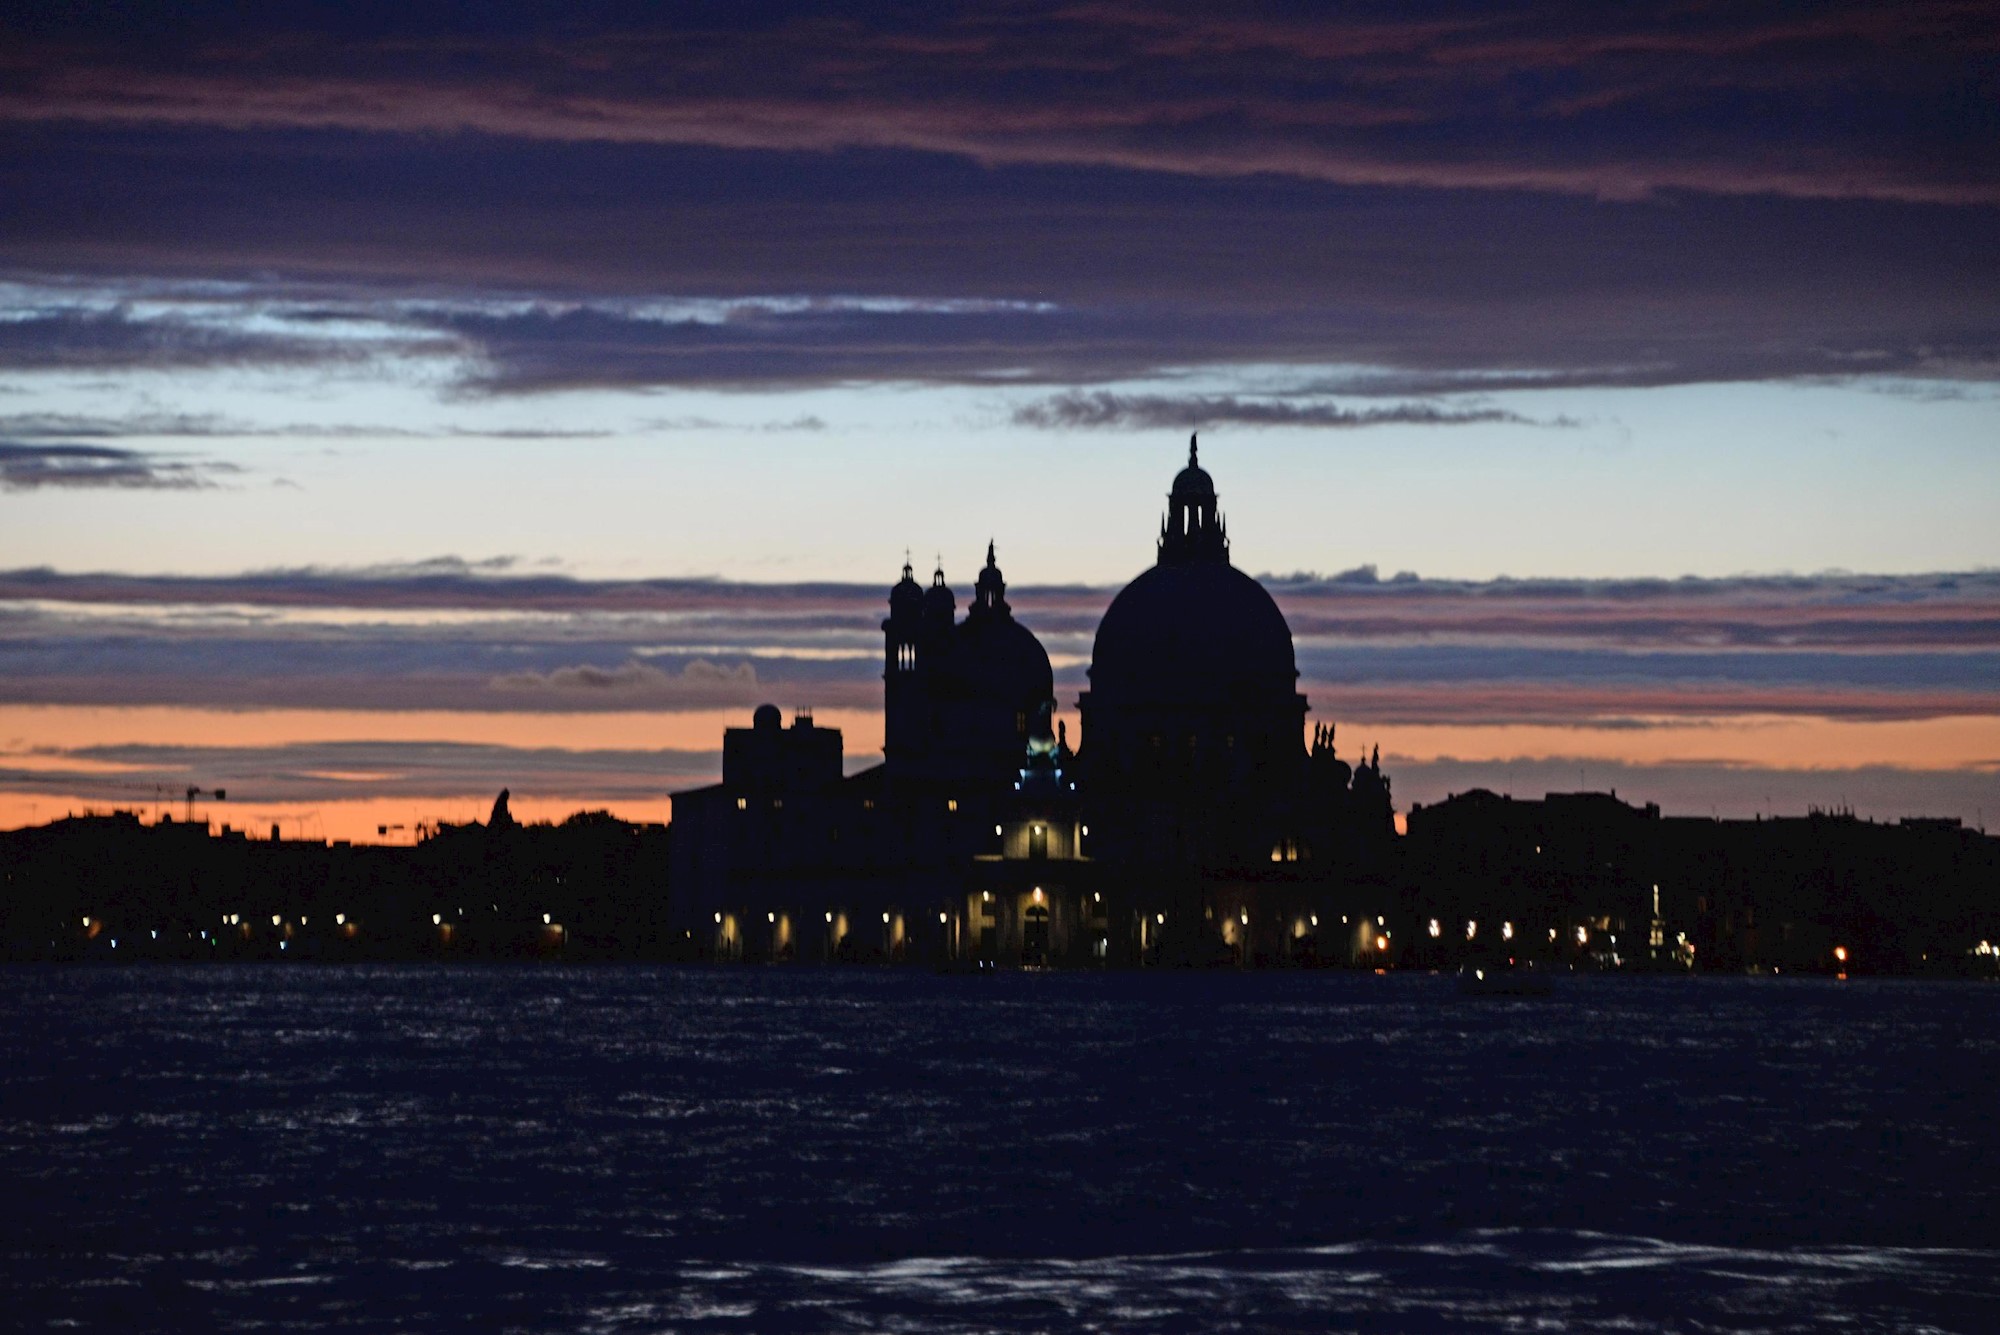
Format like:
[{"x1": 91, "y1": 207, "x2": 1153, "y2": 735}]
[{"x1": 669, "y1": 441, "x2": 1398, "y2": 966}]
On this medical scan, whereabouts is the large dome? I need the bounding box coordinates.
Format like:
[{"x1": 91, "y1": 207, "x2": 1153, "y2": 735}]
[{"x1": 1089, "y1": 559, "x2": 1296, "y2": 705}]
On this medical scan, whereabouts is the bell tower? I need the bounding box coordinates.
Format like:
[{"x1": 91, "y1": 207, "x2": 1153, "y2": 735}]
[{"x1": 883, "y1": 556, "x2": 928, "y2": 769}]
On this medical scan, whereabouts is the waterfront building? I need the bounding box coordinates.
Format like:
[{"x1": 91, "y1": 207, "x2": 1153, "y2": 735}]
[{"x1": 668, "y1": 440, "x2": 1399, "y2": 965}]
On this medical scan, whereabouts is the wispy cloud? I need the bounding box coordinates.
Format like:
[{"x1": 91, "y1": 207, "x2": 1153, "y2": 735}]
[
  {"x1": 1010, "y1": 391, "x2": 1561, "y2": 430},
  {"x1": 491, "y1": 658, "x2": 762, "y2": 708},
  {"x1": 0, "y1": 442, "x2": 236, "y2": 491},
  {"x1": 2, "y1": 563, "x2": 1996, "y2": 722},
  {"x1": 5, "y1": 4, "x2": 1995, "y2": 206}
]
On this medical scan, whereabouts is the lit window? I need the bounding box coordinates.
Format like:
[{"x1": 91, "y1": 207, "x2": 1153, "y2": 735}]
[
  {"x1": 947, "y1": 799, "x2": 958, "y2": 812},
  {"x1": 736, "y1": 797, "x2": 747, "y2": 810}
]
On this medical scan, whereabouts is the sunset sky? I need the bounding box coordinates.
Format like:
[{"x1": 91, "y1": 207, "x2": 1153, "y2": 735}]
[{"x1": 3, "y1": 2, "x2": 1997, "y2": 840}]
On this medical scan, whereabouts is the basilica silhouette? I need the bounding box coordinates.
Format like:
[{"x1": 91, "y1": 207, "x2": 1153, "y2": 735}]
[{"x1": 670, "y1": 439, "x2": 1397, "y2": 966}]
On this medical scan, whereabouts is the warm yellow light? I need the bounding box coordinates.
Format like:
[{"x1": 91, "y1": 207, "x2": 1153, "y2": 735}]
[
  {"x1": 1081, "y1": 825, "x2": 1089, "y2": 836},
  {"x1": 1466, "y1": 920, "x2": 1478, "y2": 940},
  {"x1": 736, "y1": 797, "x2": 746, "y2": 810},
  {"x1": 81, "y1": 916, "x2": 90, "y2": 927},
  {"x1": 1376, "y1": 935, "x2": 1389, "y2": 951},
  {"x1": 1092, "y1": 892, "x2": 1100, "y2": 903},
  {"x1": 1576, "y1": 925, "x2": 1588, "y2": 945},
  {"x1": 994, "y1": 825, "x2": 1003, "y2": 835},
  {"x1": 947, "y1": 799, "x2": 958, "y2": 812},
  {"x1": 1502, "y1": 922, "x2": 1514, "y2": 941},
  {"x1": 1376, "y1": 916, "x2": 1385, "y2": 927},
  {"x1": 272, "y1": 914, "x2": 281, "y2": 926},
  {"x1": 1428, "y1": 918, "x2": 1440, "y2": 938},
  {"x1": 1156, "y1": 913, "x2": 1165, "y2": 924},
  {"x1": 1834, "y1": 945, "x2": 1849, "y2": 962},
  {"x1": 335, "y1": 913, "x2": 345, "y2": 925}
]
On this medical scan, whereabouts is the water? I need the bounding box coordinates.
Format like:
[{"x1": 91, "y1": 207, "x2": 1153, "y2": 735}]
[{"x1": 3, "y1": 967, "x2": 1997, "y2": 1331}]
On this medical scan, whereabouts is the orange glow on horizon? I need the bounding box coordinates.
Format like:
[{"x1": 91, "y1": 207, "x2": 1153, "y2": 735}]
[
  {"x1": 2, "y1": 703, "x2": 1995, "y2": 843},
  {"x1": 0, "y1": 792, "x2": 675, "y2": 845}
]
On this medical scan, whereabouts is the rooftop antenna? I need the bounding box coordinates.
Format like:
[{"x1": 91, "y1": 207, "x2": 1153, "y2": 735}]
[{"x1": 184, "y1": 785, "x2": 226, "y2": 824}]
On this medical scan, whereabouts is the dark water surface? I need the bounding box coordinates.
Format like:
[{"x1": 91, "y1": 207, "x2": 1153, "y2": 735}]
[{"x1": 3, "y1": 967, "x2": 1997, "y2": 1331}]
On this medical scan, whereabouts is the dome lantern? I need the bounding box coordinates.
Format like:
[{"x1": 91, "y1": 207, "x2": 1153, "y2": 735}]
[
  {"x1": 971, "y1": 539, "x2": 1010, "y2": 617},
  {"x1": 1160, "y1": 433, "x2": 1227, "y2": 564}
]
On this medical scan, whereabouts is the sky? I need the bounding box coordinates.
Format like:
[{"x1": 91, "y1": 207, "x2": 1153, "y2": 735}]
[{"x1": 1, "y1": 1, "x2": 1996, "y2": 840}]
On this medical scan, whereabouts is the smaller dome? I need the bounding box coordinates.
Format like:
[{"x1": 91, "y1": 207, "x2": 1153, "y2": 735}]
[
  {"x1": 953, "y1": 612, "x2": 1054, "y2": 704},
  {"x1": 923, "y1": 564, "x2": 956, "y2": 620},
  {"x1": 889, "y1": 559, "x2": 923, "y2": 615},
  {"x1": 752, "y1": 703, "x2": 782, "y2": 732}
]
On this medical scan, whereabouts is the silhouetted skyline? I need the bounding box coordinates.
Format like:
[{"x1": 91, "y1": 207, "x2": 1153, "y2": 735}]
[{"x1": 1, "y1": 4, "x2": 1996, "y2": 839}]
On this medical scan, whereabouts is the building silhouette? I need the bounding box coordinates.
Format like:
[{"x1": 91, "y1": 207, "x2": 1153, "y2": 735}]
[
  {"x1": 4, "y1": 439, "x2": 1995, "y2": 972},
  {"x1": 669, "y1": 438, "x2": 1398, "y2": 965}
]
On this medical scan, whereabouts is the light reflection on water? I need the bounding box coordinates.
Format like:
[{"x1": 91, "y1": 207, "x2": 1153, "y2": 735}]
[{"x1": 2, "y1": 967, "x2": 1997, "y2": 1331}]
